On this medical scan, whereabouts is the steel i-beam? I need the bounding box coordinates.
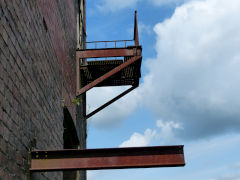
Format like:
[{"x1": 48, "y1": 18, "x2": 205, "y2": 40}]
[{"x1": 30, "y1": 146, "x2": 185, "y2": 172}]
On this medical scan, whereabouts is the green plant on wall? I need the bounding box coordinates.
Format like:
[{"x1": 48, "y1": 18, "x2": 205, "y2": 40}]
[
  {"x1": 61, "y1": 99, "x2": 67, "y2": 108},
  {"x1": 72, "y1": 97, "x2": 81, "y2": 106}
]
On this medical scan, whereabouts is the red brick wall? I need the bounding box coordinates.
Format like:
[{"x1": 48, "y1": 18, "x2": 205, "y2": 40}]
[
  {"x1": 38, "y1": 0, "x2": 77, "y2": 123},
  {"x1": 0, "y1": 0, "x2": 78, "y2": 179}
]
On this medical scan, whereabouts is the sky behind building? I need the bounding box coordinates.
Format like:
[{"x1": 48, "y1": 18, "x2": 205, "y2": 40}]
[{"x1": 85, "y1": 0, "x2": 240, "y2": 179}]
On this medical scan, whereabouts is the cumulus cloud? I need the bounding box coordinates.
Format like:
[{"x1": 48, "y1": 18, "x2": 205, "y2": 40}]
[
  {"x1": 88, "y1": 0, "x2": 240, "y2": 140},
  {"x1": 119, "y1": 128, "x2": 156, "y2": 147},
  {"x1": 97, "y1": 0, "x2": 142, "y2": 12},
  {"x1": 156, "y1": 120, "x2": 182, "y2": 143},
  {"x1": 119, "y1": 120, "x2": 182, "y2": 147},
  {"x1": 140, "y1": 0, "x2": 240, "y2": 139}
]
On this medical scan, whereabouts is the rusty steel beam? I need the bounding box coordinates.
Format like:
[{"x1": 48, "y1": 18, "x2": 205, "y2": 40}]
[
  {"x1": 76, "y1": 53, "x2": 80, "y2": 92},
  {"x1": 30, "y1": 146, "x2": 185, "y2": 172},
  {"x1": 76, "y1": 47, "x2": 141, "y2": 59},
  {"x1": 76, "y1": 56, "x2": 142, "y2": 96},
  {"x1": 134, "y1": 11, "x2": 139, "y2": 46},
  {"x1": 86, "y1": 86, "x2": 137, "y2": 119}
]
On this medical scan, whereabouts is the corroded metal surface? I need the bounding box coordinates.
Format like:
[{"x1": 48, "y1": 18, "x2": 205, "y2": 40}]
[
  {"x1": 76, "y1": 47, "x2": 142, "y2": 59},
  {"x1": 134, "y1": 11, "x2": 139, "y2": 46},
  {"x1": 76, "y1": 55, "x2": 142, "y2": 96},
  {"x1": 80, "y1": 59, "x2": 141, "y2": 87},
  {"x1": 30, "y1": 146, "x2": 185, "y2": 171}
]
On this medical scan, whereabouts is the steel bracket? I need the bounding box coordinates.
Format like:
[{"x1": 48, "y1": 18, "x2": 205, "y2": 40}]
[{"x1": 76, "y1": 55, "x2": 142, "y2": 96}]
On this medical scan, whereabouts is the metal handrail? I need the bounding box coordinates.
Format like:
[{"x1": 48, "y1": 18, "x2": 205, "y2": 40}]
[{"x1": 86, "y1": 40, "x2": 135, "y2": 49}]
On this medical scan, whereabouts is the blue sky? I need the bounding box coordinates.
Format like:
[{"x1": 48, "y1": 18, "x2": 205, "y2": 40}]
[{"x1": 85, "y1": 0, "x2": 240, "y2": 179}]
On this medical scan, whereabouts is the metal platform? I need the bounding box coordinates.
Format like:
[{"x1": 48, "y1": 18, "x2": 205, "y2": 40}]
[
  {"x1": 80, "y1": 58, "x2": 141, "y2": 87},
  {"x1": 74, "y1": 11, "x2": 143, "y2": 119}
]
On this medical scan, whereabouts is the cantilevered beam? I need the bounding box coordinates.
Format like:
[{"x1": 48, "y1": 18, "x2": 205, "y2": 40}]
[
  {"x1": 76, "y1": 56, "x2": 142, "y2": 96},
  {"x1": 76, "y1": 47, "x2": 141, "y2": 59},
  {"x1": 86, "y1": 86, "x2": 137, "y2": 119},
  {"x1": 30, "y1": 146, "x2": 185, "y2": 171}
]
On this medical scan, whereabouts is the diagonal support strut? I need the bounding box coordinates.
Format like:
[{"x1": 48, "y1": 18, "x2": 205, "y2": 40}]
[
  {"x1": 76, "y1": 55, "x2": 142, "y2": 96},
  {"x1": 86, "y1": 86, "x2": 137, "y2": 119}
]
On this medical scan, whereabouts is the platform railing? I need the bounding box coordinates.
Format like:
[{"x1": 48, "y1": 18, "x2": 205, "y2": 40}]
[{"x1": 86, "y1": 40, "x2": 135, "y2": 49}]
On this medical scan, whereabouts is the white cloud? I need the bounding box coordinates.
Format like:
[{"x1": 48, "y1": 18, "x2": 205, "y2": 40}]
[
  {"x1": 97, "y1": 0, "x2": 142, "y2": 12},
  {"x1": 119, "y1": 128, "x2": 156, "y2": 147},
  {"x1": 140, "y1": 0, "x2": 240, "y2": 139},
  {"x1": 156, "y1": 120, "x2": 182, "y2": 143},
  {"x1": 119, "y1": 119, "x2": 182, "y2": 147},
  {"x1": 88, "y1": 0, "x2": 240, "y2": 140}
]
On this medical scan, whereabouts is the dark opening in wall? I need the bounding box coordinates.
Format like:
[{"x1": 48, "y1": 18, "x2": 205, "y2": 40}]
[
  {"x1": 63, "y1": 107, "x2": 79, "y2": 148},
  {"x1": 63, "y1": 107, "x2": 79, "y2": 179}
]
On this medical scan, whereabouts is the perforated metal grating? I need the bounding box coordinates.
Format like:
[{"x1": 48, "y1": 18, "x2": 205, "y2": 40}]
[{"x1": 80, "y1": 57, "x2": 141, "y2": 87}]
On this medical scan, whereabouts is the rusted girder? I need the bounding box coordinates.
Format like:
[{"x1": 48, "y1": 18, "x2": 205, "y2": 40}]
[
  {"x1": 76, "y1": 56, "x2": 142, "y2": 96},
  {"x1": 30, "y1": 146, "x2": 185, "y2": 172},
  {"x1": 134, "y1": 11, "x2": 139, "y2": 46},
  {"x1": 86, "y1": 86, "x2": 137, "y2": 119},
  {"x1": 76, "y1": 47, "x2": 142, "y2": 59}
]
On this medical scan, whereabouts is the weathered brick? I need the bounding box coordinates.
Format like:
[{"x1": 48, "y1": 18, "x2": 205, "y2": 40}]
[
  {"x1": 1, "y1": 26, "x2": 9, "y2": 45},
  {"x1": 0, "y1": 78, "x2": 4, "y2": 95},
  {"x1": 0, "y1": 52, "x2": 7, "y2": 71},
  {"x1": 0, "y1": 168, "x2": 9, "y2": 180},
  {"x1": 0, "y1": 0, "x2": 85, "y2": 179},
  {"x1": 1, "y1": 138, "x2": 8, "y2": 154}
]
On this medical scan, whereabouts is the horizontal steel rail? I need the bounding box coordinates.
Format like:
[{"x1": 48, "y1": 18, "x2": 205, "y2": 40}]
[
  {"x1": 30, "y1": 146, "x2": 185, "y2": 171},
  {"x1": 76, "y1": 47, "x2": 142, "y2": 59},
  {"x1": 86, "y1": 40, "x2": 135, "y2": 48},
  {"x1": 86, "y1": 40, "x2": 134, "y2": 44}
]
